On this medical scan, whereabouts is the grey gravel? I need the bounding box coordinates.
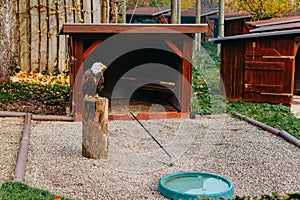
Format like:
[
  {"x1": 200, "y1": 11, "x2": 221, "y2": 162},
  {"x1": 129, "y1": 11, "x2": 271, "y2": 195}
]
[
  {"x1": 22, "y1": 116, "x2": 300, "y2": 199},
  {"x1": 0, "y1": 117, "x2": 23, "y2": 185}
]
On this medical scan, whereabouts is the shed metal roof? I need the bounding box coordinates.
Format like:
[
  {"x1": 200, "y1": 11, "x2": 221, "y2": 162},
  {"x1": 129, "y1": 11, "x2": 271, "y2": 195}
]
[
  {"x1": 180, "y1": 8, "x2": 219, "y2": 17},
  {"x1": 126, "y1": 7, "x2": 170, "y2": 16},
  {"x1": 209, "y1": 12, "x2": 251, "y2": 21},
  {"x1": 246, "y1": 15, "x2": 300, "y2": 27},
  {"x1": 250, "y1": 22, "x2": 300, "y2": 33},
  {"x1": 210, "y1": 15, "x2": 300, "y2": 43},
  {"x1": 209, "y1": 29, "x2": 300, "y2": 43}
]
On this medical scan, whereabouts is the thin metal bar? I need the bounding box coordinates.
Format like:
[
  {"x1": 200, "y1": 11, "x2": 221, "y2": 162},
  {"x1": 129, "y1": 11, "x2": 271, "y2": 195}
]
[{"x1": 128, "y1": 110, "x2": 173, "y2": 166}]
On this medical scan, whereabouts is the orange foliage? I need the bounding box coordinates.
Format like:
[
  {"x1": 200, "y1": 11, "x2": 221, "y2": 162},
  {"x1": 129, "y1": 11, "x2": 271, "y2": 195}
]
[
  {"x1": 10, "y1": 71, "x2": 70, "y2": 86},
  {"x1": 181, "y1": 0, "x2": 196, "y2": 10}
]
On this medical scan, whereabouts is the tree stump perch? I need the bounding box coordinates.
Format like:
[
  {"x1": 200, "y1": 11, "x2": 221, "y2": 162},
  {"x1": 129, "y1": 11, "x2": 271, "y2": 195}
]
[{"x1": 82, "y1": 97, "x2": 109, "y2": 159}]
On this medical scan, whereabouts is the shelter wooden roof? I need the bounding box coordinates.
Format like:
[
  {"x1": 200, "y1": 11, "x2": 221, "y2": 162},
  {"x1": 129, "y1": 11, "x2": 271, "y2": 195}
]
[{"x1": 60, "y1": 24, "x2": 208, "y2": 35}]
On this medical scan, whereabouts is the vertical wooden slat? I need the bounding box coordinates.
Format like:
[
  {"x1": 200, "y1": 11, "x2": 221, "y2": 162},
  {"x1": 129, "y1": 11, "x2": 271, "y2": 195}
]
[
  {"x1": 11, "y1": 0, "x2": 19, "y2": 55},
  {"x1": 92, "y1": 0, "x2": 101, "y2": 23},
  {"x1": 58, "y1": 0, "x2": 67, "y2": 72},
  {"x1": 83, "y1": 0, "x2": 92, "y2": 23},
  {"x1": 232, "y1": 40, "x2": 244, "y2": 99},
  {"x1": 30, "y1": 0, "x2": 40, "y2": 71},
  {"x1": 39, "y1": 0, "x2": 48, "y2": 72},
  {"x1": 102, "y1": 0, "x2": 109, "y2": 23},
  {"x1": 19, "y1": 0, "x2": 30, "y2": 71},
  {"x1": 48, "y1": 0, "x2": 58, "y2": 72},
  {"x1": 65, "y1": 0, "x2": 74, "y2": 23},
  {"x1": 75, "y1": 0, "x2": 83, "y2": 22}
]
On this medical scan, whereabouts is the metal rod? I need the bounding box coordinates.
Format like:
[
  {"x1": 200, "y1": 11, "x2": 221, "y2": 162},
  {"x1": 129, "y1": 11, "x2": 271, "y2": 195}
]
[{"x1": 128, "y1": 110, "x2": 173, "y2": 166}]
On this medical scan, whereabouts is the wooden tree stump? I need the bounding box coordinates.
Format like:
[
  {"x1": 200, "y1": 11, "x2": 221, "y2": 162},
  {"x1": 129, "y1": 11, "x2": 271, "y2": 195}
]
[{"x1": 82, "y1": 97, "x2": 109, "y2": 159}]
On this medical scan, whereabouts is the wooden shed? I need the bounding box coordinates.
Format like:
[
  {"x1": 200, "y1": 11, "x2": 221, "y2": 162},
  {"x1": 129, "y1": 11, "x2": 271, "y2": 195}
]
[
  {"x1": 60, "y1": 24, "x2": 208, "y2": 120},
  {"x1": 125, "y1": 7, "x2": 170, "y2": 23},
  {"x1": 211, "y1": 16, "x2": 300, "y2": 106}
]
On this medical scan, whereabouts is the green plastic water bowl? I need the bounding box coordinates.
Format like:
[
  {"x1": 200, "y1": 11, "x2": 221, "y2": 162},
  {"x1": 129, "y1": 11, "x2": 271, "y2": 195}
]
[{"x1": 158, "y1": 172, "x2": 234, "y2": 200}]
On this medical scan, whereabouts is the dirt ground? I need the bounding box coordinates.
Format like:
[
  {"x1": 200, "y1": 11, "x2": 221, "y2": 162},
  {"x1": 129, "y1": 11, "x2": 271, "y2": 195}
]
[{"x1": 0, "y1": 100, "x2": 68, "y2": 115}]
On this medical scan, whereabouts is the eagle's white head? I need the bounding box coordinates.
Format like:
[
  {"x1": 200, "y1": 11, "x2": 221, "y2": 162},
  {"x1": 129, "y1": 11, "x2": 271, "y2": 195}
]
[{"x1": 91, "y1": 62, "x2": 107, "y2": 75}]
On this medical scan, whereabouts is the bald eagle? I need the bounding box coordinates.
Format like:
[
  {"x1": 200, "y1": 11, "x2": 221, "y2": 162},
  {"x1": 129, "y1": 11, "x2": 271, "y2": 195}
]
[{"x1": 82, "y1": 62, "x2": 107, "y2": 98}]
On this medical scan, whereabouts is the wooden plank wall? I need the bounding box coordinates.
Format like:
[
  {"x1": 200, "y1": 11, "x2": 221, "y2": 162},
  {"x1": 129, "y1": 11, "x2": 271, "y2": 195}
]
[
  {"x1": 220, "y1": 40, "x2": 244, "y2": 100},
  {"x1": 13, "y1": 0, "x2": 102, "y2": 73}
]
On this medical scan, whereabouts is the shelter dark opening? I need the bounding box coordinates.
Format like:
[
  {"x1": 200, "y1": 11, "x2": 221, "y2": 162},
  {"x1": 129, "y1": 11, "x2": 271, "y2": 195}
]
[{"x1": 102, "y1": 48, "x2": 182, "y2": 115}]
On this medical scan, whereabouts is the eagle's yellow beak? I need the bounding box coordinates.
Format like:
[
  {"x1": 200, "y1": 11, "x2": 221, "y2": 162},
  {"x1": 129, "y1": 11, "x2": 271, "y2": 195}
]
[{"x1": 103, "y1": 64, "x2": 108, "y2": 69}]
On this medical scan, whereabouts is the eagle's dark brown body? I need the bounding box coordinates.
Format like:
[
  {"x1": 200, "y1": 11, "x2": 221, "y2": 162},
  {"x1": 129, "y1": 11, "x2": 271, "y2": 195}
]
[{"x1": 82, "y1": 62, "x2": 107, "y2": 97}]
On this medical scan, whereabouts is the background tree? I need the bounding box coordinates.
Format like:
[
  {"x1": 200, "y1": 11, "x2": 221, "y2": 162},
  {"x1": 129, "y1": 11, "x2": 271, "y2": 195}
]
[
  {"x1": 226, "y1": 0, "x2": 300, "y2": 20},
  {"x1": 181, "y1": 0, "x2": 196, "y2": 10},
  {"x1": 126, "y1": 0, "x2": 170, "y2": 9},
  {"x1": 0, "y1": 0, "x2": 12, "y2": 84}
]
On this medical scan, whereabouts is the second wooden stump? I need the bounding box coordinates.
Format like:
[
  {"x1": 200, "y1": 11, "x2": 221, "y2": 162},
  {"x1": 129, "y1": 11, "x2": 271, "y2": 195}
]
[{"x1": 82, "y1": 97, "x2": 109, "y2": 159}]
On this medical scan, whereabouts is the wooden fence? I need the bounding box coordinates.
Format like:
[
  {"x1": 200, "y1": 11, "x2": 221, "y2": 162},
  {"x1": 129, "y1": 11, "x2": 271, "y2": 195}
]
[{"x1": 13, "y1": 0, "x2": 112, "y2": 73}]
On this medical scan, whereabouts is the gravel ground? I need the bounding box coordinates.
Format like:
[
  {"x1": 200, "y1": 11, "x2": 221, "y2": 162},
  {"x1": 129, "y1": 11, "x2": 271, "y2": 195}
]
[
  {"x1": 0, "y1": 117, "x2": 23, "y2": 185},
  {"x1": 23, "y1": 116, "x2": 300, "y2": 199}
]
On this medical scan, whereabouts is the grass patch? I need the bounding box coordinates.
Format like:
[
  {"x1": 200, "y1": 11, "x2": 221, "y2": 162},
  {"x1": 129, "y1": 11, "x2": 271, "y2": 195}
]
[
  {"x1": 227, "y1": 101, "x2": 300, "y2": 139},
  {"x1": 0, "y1": 181, "x2": 73, "y2": 200},
  {"x1": 0, "y1": 181, "x2": 298, "y2": 200},
  {"x1": 192, "y1": 42, "x2": 224, "y2": 115},
  {"x1": 235, "y1": 192, "x2": 300, "y2": 200}
]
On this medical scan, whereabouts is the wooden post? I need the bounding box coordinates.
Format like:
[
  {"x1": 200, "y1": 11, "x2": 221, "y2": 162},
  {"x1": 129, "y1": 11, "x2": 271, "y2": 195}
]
[
  {"x1": 82, "y1": 97, "x2": 109, "y2": 159},
  {"x1": 195, "y1": 0, "x2": 201, "y2": 50},
  {"x1": 122, "y1": 0, "x2": 126, "y2": 23},
  {"x1": 218, "y1": 0, "x2": 225, "y2": 56},
  {"x1": 171, "y1": 0, "x2": 178, "y2": 24},
  {"x1": 177, "y1": 0, "x2": 181, "y2": 24}
]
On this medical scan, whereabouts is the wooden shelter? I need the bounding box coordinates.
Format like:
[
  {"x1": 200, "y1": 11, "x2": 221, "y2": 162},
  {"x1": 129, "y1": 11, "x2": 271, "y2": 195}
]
[
  {"x1": 60, "y1": 24, "x2": 208, "y2": 120},
  {"x1": 211, "y1": 16, "x2": 300, "y2": 106}
]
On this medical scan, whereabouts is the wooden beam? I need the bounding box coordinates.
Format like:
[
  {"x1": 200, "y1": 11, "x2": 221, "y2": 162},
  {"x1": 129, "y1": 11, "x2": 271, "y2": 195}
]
[
  {"x1": 83, "y1": 40, "x2": 102, "y2": 60},
  {"x1": 60, "y1": 24, "x2": 209, "y2": 34},
  {"x1": 73, "y1": 39, "x2": 84, "y2": 121},
  {"x1": 181, "y1": 38, "x2": 193, "y2": 113},
  {"x1": 165, "y1": 40, "x2": 183, "y2": 58},
  {"x1": 108, "y1": 112, "x2": 190, "y2": 120}
]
